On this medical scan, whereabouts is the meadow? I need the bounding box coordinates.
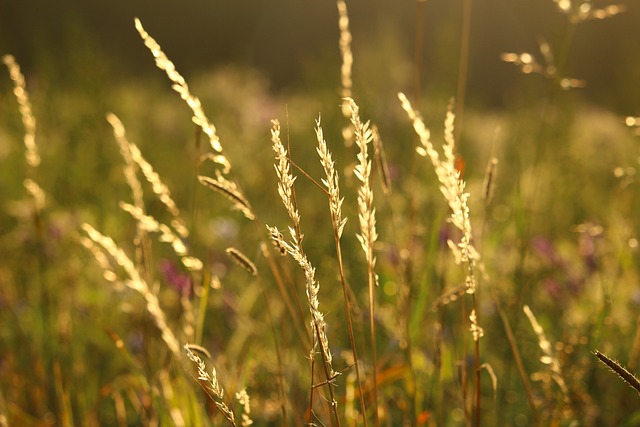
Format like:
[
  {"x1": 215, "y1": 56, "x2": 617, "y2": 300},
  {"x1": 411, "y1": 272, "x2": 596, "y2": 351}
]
[{"x1": 2, "y1": 1, "x2": 640, "y2": 426}]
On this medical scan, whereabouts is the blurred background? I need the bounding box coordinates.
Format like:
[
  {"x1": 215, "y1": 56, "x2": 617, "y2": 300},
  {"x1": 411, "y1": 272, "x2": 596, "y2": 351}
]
[
  {"x1": 1, "y1": 0, "x2": 639, "y2": 113},
  {"x1": 3, "y1": 1, "x2": 640, "y2": 425}
]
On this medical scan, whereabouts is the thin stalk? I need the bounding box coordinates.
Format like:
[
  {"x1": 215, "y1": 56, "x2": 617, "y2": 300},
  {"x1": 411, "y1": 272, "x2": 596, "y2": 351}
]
[
  {"x1": 348, "y1": 98, "x2": 380, "y2": 427},
  {"x1": 194, "y1": 269, "x2": 211, "y2": 345},
  {"x1": 472, "y1": 293, "x2": 481, "y2": 427},
  {"x1": 555, "y1": 24, "x2": 577, "y2": 78},
  {"x1": 494, "y1": 292, "x2": 540, "y2": 424},
  {"x1": 190, "y1": 125, "x2": 202, "y2": 246},
  {"x1": 314, "y1": 320, "x2": 341, "y2": 427},
  {"x1": 334, "y1": 224, "x2": 368, "y2": 425},
  {"x1": 383, "y1": 184, "x2": 417, "y2": 424},
  {"x1": 414, "y1": 0, "x2": 427, "y2": 102},
  {"x1": 272, "y1": 116, "x2": 339, "y2": 426},
  {"x1": 258, "y1": 232, "x2": 311, "y2": 348},
  {"x1": 455, "y1": 0, "x2": 473, "y2": 144},
  {"x1": 308, "y1": 357, "x2": 316, "y2": 425},
  {"x1": 316, "y1": 116, "x2": 366, "y2": 425},
  {"x1": 629, "y1": 315, "x2": 640, "y2": 370},
  {"x1": 475, "y1": 150, "x2": 497, "y2": 426},
  {"x1": 53, "y1": 361, "x2": 73, "y2": 427},
  {"x1": 460, "y1": 295, "x2": 469, "y2": 423},
  {"x1": 368, "y1": 252, "x2": 379, "y2": 427},
  {"x1": 259, "y1": 277, "x2": 289, "y2": 426},
  {"x1": 409, "y1": 3, "x2": 427, "y2": 420}
]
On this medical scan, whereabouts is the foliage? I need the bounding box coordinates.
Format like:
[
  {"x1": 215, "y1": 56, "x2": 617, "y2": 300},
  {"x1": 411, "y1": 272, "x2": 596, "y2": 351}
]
[{"x1": 1, "y1": 1, "x2": 640, "y2": 426}]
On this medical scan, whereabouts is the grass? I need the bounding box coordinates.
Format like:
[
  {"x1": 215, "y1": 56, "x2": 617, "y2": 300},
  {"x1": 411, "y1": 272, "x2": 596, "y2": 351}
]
[{"x1": 2, "y1": 1, "x2": 640, "y2": 426}]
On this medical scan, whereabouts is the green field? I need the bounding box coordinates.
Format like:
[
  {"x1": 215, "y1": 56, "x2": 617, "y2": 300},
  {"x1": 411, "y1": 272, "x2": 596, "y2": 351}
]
[{"x1": 2, "y1": 1, "x2": 640, "y2": 426}]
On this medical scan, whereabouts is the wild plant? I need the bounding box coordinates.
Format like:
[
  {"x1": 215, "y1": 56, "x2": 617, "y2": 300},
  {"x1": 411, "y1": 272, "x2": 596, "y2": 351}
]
[{"x1": 3, "y1": 1, "x2": 640, "y2": 426}]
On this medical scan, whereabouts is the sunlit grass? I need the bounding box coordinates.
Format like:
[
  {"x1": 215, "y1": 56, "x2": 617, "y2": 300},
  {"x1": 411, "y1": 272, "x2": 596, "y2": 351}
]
[{"x1": 2, "y1": 2, "x2": 640, "y2": 426}]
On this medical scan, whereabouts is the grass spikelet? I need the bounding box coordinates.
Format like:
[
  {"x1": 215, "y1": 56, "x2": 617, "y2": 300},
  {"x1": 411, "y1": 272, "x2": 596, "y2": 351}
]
[
  {"x1": 372, "y1": 125, "x2": 391, "y2": 195},
  {"x1": 500, "y1": 39, "x2": 586, "y2": 90},
  {"x1": 316, "y1": 116, "x2": 347, "y2": 238},
  {"x1": 235, "y1": 389, "x2": 253, "y2": 427},
  {"x1": 106, "y1": 113, "x2": 145, "y2": 211},
  {"x1": 594, "y1": 350, "x2": 640, "y2": 397},
  {"x1": 198, "y1": 174, "x2": 255, "y2": 220},
  {"x1": 337, "y1": 0, "x2": 356, "y2": 147},
  {"x1": 316, "y1": 115, "x2": 368, "y2": 423},
  {"x1": 267, "y1": 222, "x2": 339, "y2": 423},
  {"x1": 134, "y1": 18, "x2": 231, "y2": 174},
  {"x1": 552, "y1": 0, "x2": 624, "y2": 24},
  {"x1": 266, "y1": 227, "x2": 335, "y2": 375},
  {"x1": 23, "y1": 179, "x2": 45, "y2": 213},
  {"x1": 482, "y1": 157, "x2": 498, "y2": 206},
  {"x1": 349, "y1": 98, "x2": 379, "y2": 280},
  {"x1": 481, "y1": 363, "x2": 498, "y2": 400},
  {"x1": 500, "y1": 52, "x2": 544, "y2": 76},
  {"x1": 271, "y1": 119, "x2": 300, "y2": 231},
  {"x1": 184, "y1": 345, "x2": 237, "y2": 426},
  {"x1": 128, "y1": 141, "x2": 189, "y2": 238},
  {"x1": 77, "y1": 236, "x2": 120, "y2": 284},
  {"x1": 523, "y1": 305, "x2": 570, "y2": 399},
  {"x1": 469, "y1": 309, "x2": 484, "y2": 342},
  {"x1": 398, "y1": 92, "x2": 478, "y2": 291},
  {"x1": 400, "y1": 93, "x2": 483, "y2": 423},
  {"x1": 80, "y1": 223, "x2": 181, "y2": 357},
  {"x1": 430, "y1": 285, "x2": 469, "y2": 311},
  {"x1": 269, "y1": 228, "x2": 287, "y2": 256},
  {"x1": 337, "y1": 1, "x2": 353, "y2": 121},
  {"x1": 107, "y1": 116, "x2": 189, "y2": 238},
  {"x1": 225, "y1": 247, "x2": 258, "y2": 276},
  {"x1": 119, "y1": 202, "x2": 203, "y2": 271},
  {"x1": 347, "y1": 97, "x2": 380, "y2": 422},
  {"x1": 2, "y1": 54, "x2": 39, "y2": 168}
]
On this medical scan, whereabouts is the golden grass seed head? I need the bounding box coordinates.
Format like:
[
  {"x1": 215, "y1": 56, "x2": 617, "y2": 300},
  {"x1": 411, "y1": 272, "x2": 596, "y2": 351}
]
[
  {"x1": 198, "y1": 175, "x2": 255, "y2": 220},
  {"x1": 483, "y1": 157, "x2": 498, "y2": 205},
  {"x1": 225, "y1": 247, "x2": 258, "y2": 276},
  {"x1": 3, "y1": 54, "x2": 40, "y2": 168}
]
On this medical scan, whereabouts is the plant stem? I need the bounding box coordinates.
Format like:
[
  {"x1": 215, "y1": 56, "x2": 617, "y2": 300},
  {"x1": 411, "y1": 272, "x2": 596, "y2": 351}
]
[
  {"x1": 334, "y1": 231, "x2": 369, "y2": 426},
  {"x1": 455, "y1": 0, "x2": 473, "y2": 144}
]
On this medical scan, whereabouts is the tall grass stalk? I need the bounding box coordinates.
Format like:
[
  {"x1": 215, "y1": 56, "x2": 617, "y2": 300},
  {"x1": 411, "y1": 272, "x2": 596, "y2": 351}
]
[
  {"x1": 268, "y1": 119, "x2": 340, "y2": 426},
  {"x1": 454, "y1": 0, "x2": 473, "y2": 144},
  {"x1": 4, "y1": 1, "x2": 640, "y2": 424},
  {"x1": 134, "y1": 18, "x2": 231, "y2": 175},
  {"x1": 106, "y1": 113, "x2": 154, "y2": 281},
  {"x1": 399, "y1": 92, "x2": 482, "y2": 423},
  {"x1": 523, "y1": 305, "x2": 571, "y2": 408},
  {"x1": 184, "y1": 346, "x2": 237, "y2": 426},
  {"x1": 80, "y1": 223, "x2": 181, "y2": 357},
  {"x1": 254, "y1": 251, "x2": 289, "y2": 425},
  {"x1": 316, "y1": 116, "x2": 368, "y2": 425},
  {"x1": 2, "y1": 55, "x2": 40, "y2": 169},
  {"x1": 493, "y1": 293, "x2": 540, "y2": 424},
  {"x1": 348, "y1": 98, "x2": 381, "y2": 425},
  {"x1": 337, "y1": 0, "x2": 354, "y2": 147},
  {"x1": 2, "y1": 55, "x2": 59, "y2": 418}
]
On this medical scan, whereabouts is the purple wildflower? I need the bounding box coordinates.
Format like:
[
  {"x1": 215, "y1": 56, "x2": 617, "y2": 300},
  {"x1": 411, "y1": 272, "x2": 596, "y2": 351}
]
[{"x1": 159, "y1": 259, "x2": 192, "y2": 297}]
